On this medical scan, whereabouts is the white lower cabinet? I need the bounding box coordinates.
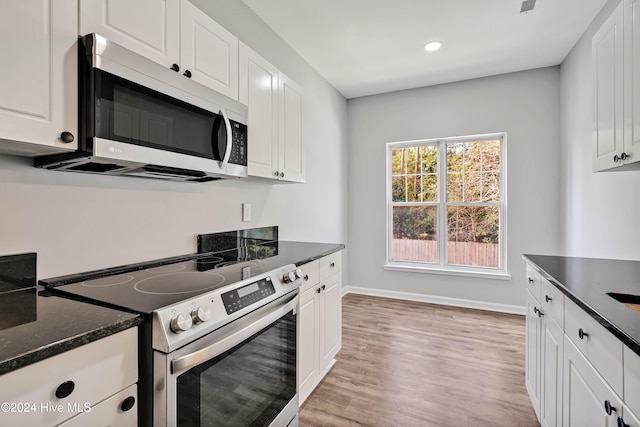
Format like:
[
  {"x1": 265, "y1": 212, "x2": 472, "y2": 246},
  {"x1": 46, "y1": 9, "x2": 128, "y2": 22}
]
[
  {"x1": 297, "y1": 252, "x2": 342, "y2": 404},
  {"x1": 0, "y1": 328, "x2": 138, "y2": 426},
  {"x1": 563, "y1": 336, "x2": 621, "y2": 427},
  {"x1": 525, "y1": 261, "x2": 640, "y2": 427}
]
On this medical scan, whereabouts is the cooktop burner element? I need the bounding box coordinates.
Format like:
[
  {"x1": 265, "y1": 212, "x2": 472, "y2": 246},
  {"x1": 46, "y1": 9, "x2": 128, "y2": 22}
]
[
  {"x1": 133, "y1": 272, "x2": 226, "y2": 295},
  {"x1": 81, "y1": 274, "x2": 134, "y2": 287}
]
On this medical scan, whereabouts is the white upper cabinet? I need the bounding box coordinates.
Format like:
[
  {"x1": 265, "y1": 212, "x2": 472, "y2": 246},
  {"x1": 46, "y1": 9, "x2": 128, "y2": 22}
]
[
  {"x1": 278, "y1": 73, "x2": 305, "y2": 183},
  {"x1": 80, "y1": 0, "x2": 239, "y2": 100},
  {"x1": 180, "y1": 1, "x2": 238, "y2": 100},
  {"x1": 240, "y1": 43, "x2": 305, "y2": 182},
  {"x1": 0, "y1": 0, "x2": 78, "y2": 155},
  {"x1": 239, "y1": 43, "x2": 279, "y2": 180},
  {"x1": 79, "y1": 0, "x2": 180, "y2": 69},
  {"x1": 592, "y1": 0, "x2": 640, "y2": 171}
]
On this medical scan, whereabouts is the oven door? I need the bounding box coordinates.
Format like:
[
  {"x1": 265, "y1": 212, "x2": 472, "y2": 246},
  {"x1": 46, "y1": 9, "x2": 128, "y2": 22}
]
[{"x1": 155, "y1": 291, "x2": 299, "y2": 427}]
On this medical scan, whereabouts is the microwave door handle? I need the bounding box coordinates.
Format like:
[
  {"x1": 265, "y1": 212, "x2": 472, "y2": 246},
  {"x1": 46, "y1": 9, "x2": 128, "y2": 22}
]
[
  {"x1": 171, "y1": 291, "x2": 298, "y2": 375},
  {"x1": 217, "y1": 109, "x2": 233, "y2": 168}
]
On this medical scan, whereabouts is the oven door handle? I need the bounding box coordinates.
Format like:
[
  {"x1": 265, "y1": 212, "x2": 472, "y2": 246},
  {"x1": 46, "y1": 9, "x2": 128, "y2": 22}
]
[{"x1": 171, "y1": 292, "x2": 298, "y2": 375}]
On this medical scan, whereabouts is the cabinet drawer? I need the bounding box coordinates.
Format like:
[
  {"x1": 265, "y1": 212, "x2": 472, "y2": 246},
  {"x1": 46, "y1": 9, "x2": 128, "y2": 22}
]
[
  {"x1": 540, "y1": 277, "x2": 564, "y2": 327},
  {"x1": 625, "y1": 345, "x2": 640, "y2": 416},
  {"x1": 564, "y1": 298, "x2": 623, "y2": 395},
  {"x1": 320, "y1": 252, "x2": 342, "y2": 278},
  {"x1": 299, "y1": 260, "x2": 319, "y2": 293},
  {"x1": 0, "y1": 328, "x2": 138, "y2": 426},
  {"x1": 58, "y1": 384, "x2": 137, "y2": 427},
  {"x1": 526, "y1": 264, "x2": 542, "y2": 302}
]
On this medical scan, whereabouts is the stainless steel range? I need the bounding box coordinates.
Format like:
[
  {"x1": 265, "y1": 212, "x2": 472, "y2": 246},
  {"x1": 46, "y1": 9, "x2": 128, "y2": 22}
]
[{"x1": 41, "y1": 229, "x2": 302, "y2": 427}]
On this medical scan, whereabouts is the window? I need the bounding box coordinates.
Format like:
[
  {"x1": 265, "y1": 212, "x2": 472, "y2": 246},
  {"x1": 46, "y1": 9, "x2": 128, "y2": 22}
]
[{"x1": 386, "y1": 133, "x2": 507, "y2": 277}]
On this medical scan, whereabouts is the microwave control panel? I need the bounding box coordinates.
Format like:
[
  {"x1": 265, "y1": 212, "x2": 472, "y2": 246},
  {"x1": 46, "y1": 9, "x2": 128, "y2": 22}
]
[{"x1": 229, "y1": 121, "x2": 247, "y2": 166}]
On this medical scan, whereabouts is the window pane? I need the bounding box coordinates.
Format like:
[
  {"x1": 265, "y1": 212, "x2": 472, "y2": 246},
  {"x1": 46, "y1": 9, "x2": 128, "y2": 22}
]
[
  {"x1": 391, "y1": 148, "x2": 405, "y2": 175},
  {"x1": 406, "y1": 175, "x2": 420, "y2": 202},
  {"x1": 447, "y1": 172, "x2": 463, "y2": 202},
  {"x1": 481, "y1": 172, "x2": 500, "y2": 202},
  {"x1": 420, "y1": 145, "x2": 438, "y2": 173},
  {"x1": 463, "y1": 172, "x2": 481, "y2": 202},
  {"x1": 421, "y1": 174, "x2": 438, "y2": 202},
  {"x1": 392, "y1": 176, "x2": 406, "y2": 202},
  {"x1": 446, "y1": 143, "x2": 464, "y2": 172},
  {"x1": 447, "y1": 206, "x2": 500, "y2": 268},
  {"x1": 392, "y1": 206, "x2": 438, "y2": 263},
  {"x1": 482, "y1": 140, "x2": 501, "y2": 172}
]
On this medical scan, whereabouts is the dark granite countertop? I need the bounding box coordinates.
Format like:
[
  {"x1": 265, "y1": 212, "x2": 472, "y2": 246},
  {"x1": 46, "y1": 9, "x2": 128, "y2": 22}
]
[
  {"x1": 0, "y1": 287, "x2": 143, "y2": 375},
  {"x1": 277, "y1": 241, "x2": 345, "y2": 266},
  {"x1": 523, "y1": 254, "x2": 640, "y2": 357}
]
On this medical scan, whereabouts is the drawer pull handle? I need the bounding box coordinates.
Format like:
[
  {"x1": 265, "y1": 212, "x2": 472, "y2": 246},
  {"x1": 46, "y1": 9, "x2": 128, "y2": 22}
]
[
  {"x1": 528, "y1": 277, "x2": 534, "y2": 283},
  {"x1": 55, "y1": 381, "x2": 75, "y2": 399},
  {"x1": 617, "y1": 417, "x2": 629, "y2": 427},
  {"x1": 545, "y1": 295, "x2": 552, "y2": 303},
  {"x1": 120, "y1": 396, "x2": 136, "y2": 412},
  {"x1": 534, "y1": 307, "x2": 544, "y2": 317},
  {"x1": 578, "y1": 328, "x2": 589, "y2": 340},
  {"x1": 604, "y1": 400, "x2": 616, "y2": 415}
]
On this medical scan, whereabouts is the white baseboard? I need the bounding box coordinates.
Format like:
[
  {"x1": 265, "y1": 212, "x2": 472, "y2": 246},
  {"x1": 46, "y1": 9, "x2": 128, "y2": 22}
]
[{"x1": 342, "y1": 285, "x2": 526, "y2": 315}]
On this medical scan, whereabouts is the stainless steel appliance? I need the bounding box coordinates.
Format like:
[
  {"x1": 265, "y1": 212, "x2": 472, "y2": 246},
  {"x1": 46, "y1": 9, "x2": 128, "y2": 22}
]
[
  {"x1": 35, "y1": 34, "x2": 248, "y2": 182},
  {"x1": 41, "y1": 236, "x2": 302, "y2": 427}
]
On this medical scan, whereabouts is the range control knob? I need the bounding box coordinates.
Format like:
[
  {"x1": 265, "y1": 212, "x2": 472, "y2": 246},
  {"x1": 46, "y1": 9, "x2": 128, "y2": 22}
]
[
  {"x1": 294, "y1": 269, "x2": 303, "y2": 279},
  {"x1": 170, "y1": 313, "x2": 193, "y2": 333},
  {"x1": 191, "y1": 306, "x2": 211, "y2": 324},
  {"x1": 283, "y1": 271, "x2": 296, "y2": 283}
]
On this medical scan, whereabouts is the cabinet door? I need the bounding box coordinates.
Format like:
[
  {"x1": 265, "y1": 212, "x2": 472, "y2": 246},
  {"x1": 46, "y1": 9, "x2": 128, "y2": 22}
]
[
  {"x1": 180, "y1": 1, "x2": 239, "y2": 100},
  {"x1": 57, "y1": 384, "x2": 137, "y2": 427},
  {"x1": 0, "y1": 0, "x2": 77, "y2": 155},
  {"x1": 563, "y1": 336, "x2": 621, "y2": 427},
  {"x1": 541, "y1": 317, "x2": 563, "y2": 427},
  {"x1": 278, "y1": 72, "x2": 305, "y2": 182},
  {"x1": 298, "y1": 286, "x2": 320, "y2": 404},
  {"x1": 240, "y1": 43, "x2": 279, "y2": 180},
  {"x1": 592, "y1": 1, "x2": 624, "y2": 171},
  {"x1": 624, "y1": 0, "x2": 640, "y2": 165},
  {"x1": 319, "y1": 273, "x2": 341, "y2": 372},
  {"x1": 525, "y1": 292, "x2": 542, "y2": 420},
  {"x1": 79, "y1": 0, "x2": 180, "y2": 68}
]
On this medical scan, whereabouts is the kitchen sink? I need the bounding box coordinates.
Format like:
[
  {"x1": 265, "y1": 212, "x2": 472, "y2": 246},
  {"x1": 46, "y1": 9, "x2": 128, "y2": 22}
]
[{"x1": 607, "y1": 292, "x2": 640, "y2": 315}]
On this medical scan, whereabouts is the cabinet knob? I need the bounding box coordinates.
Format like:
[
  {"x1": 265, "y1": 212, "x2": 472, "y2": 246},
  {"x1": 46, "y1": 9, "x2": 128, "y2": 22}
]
[
  {"x1": 534, "y1": 307, "x2": 544, "y2": 317},
  {"x1": 322, "y1": 284, "x2": 326, "y2": 291},
  {"x1": 273, "y1": 171, "x2": 280, "y2": 177},
  {"x1": 303, "y1": 274, "x2": 309, "y2": 281},
  {"x1": 60, "y1": 131, "x2": 74, "y2": 143},
  {"x1": 621, "y1": 152, "x2": 630, "y2": 161},
  {"x1": 330, "y1": 262, "x2": 335, "y2": 268},
  {"x1": 183, "y1": 70, "x2": 192, "y2": 78},
  {"x1": 120, "y1": 396, "x2": 136, "y2": 412},
  {"x1": 604, "y1": 400, "x2": 616, "y2": 416},
  {"x1": 528, "y1": 277, "x2": 534, "y2": 283},
  {"x1": 578, "y1": 328, "x2": 589, "y2": 340},
  {"x1": 316, "y1": 287, "x2": 321, "y2": 293},
  {"x1": 55, "y1": 380, "x2": 75, "y2": 399},
  {"x1": 170, "y1": 63, "x2": 180, "y2": 72},
  {"x1": 545, "y1": 295, "x2": 552, "y2": 303},
  {"x1": 279, "y1": 172, "x2": 285, "y2": 178},
  {"x1": 617, "y1": 417, "x2": 629, "y2": 427}
]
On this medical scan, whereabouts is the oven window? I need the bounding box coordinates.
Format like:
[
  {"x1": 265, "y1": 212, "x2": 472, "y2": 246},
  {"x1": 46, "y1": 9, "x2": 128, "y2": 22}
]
[
  {"x1": 93, "y1": 69, "x2": 228, "y2": 161},
  {"x1": 176, "y1": 311, "x2": 296, "y2": 426}
]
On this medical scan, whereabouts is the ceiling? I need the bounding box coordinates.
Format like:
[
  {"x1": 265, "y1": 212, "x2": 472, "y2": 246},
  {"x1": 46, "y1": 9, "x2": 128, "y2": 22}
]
[{"x1": 243, "y1": 0, "x2": 608, "y2": 99}]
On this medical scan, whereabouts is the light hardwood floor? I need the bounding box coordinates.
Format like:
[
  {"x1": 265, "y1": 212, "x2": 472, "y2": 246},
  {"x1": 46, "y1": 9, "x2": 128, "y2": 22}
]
[{"x1": 298, "y1": 293, "x2": 539, "y2": 427}]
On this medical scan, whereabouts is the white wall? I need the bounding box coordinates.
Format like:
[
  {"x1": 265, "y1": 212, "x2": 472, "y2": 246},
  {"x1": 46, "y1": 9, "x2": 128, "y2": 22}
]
[
  {"x1": 347, "y1": 68, "x2": 562, "y2": 310},
  {"x1": 560, "y1": 0, "x2": 640, "y2": 260},
  {"x1": 0, "y1": 1, "x2": 348, "y2": 280}
]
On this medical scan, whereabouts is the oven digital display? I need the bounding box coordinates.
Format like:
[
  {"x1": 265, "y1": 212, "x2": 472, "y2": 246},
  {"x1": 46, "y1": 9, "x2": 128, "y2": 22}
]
[
  {"x1": 237, "y1": 282, "x2": 259, "y2": 298},
  {"x1": 221, "y1": 277, "x2": 276, "y2": 314}
]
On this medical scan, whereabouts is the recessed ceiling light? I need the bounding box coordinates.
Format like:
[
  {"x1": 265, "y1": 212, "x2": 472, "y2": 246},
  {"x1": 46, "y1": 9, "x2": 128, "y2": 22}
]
[{"x1": 424, "y1": 41, "x2": 442, "y2": 52}]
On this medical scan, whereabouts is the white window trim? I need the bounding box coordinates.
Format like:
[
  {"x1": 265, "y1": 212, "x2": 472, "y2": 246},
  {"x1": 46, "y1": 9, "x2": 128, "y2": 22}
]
[{"x1": 385, "y1": 132, "x2": 508, "y2": 279}]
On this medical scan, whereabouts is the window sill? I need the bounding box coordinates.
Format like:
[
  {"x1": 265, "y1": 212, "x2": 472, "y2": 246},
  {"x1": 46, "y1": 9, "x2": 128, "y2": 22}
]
[{"x1": 383, "y1": 263, "x2": 511, "y2": 280}]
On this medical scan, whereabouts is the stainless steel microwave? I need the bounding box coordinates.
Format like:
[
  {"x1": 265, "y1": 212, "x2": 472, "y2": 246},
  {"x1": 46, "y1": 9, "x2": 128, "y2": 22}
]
[{"x1": 35, "y1": 34, "x2": 248, "y2": 182}]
